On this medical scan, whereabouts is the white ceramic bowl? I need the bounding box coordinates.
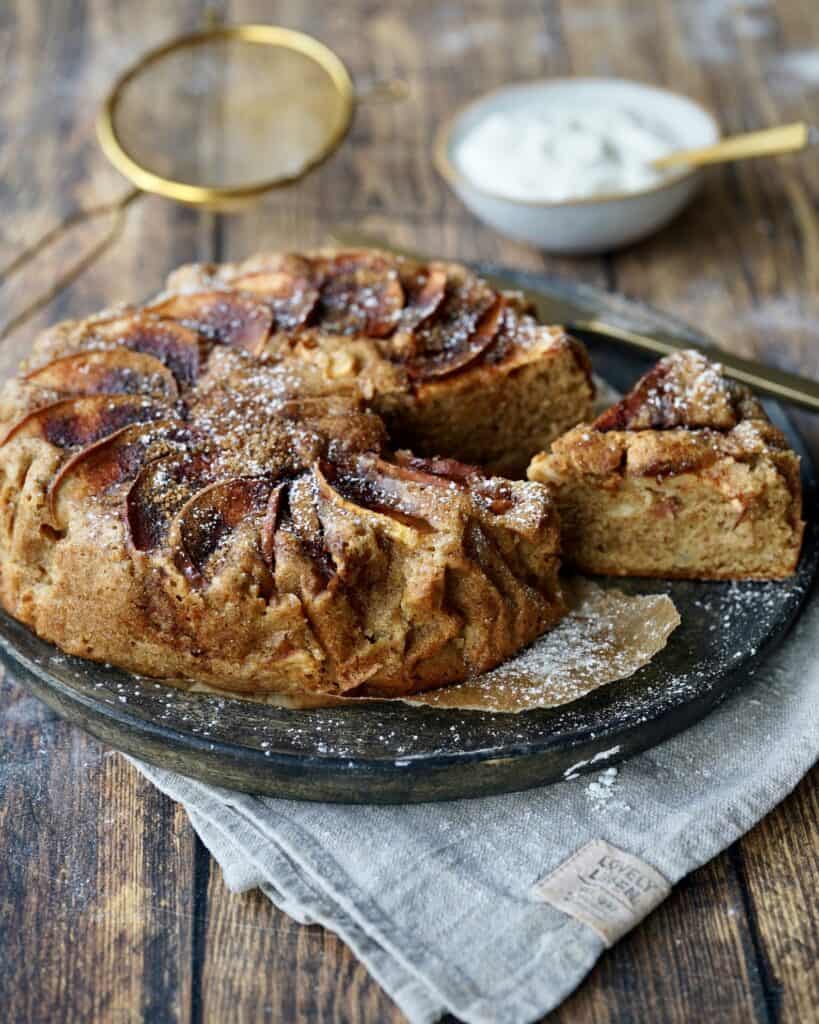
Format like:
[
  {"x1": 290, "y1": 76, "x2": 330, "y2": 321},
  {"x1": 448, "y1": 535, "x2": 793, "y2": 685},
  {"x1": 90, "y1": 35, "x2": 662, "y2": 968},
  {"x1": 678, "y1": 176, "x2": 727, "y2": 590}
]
[{"x1": 434, "y1": 78, "x2": 720, "y2": 255}]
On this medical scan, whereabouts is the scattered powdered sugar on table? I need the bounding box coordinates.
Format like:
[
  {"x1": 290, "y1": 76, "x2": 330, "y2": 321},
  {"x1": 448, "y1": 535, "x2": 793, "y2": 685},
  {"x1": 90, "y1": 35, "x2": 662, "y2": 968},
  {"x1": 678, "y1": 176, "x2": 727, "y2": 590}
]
[
  {"x1": 734, "y1": 8, "x2": 775, "y2": 39},
  {"x1": 428, "y1": 13, "x2": 554, "y2": 59},
  {"x1": 434, "y1": 19, "x2": 499, "y2": 57},
  {"x1": 745, "y1": 297, "x2": 819, "y2": 346},
  {"x1": 678, "y1": 0, "x2": 773, "y2": 65},
  {"x1": 585, "y1": 767, "x2": 619, "y2": 809}
]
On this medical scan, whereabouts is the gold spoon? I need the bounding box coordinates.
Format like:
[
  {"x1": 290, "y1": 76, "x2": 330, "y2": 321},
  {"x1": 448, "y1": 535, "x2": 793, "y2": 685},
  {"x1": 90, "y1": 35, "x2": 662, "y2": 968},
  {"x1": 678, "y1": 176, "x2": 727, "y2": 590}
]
[{"x1": 653, "y1": 122, "x2": 812, "y2": 171}]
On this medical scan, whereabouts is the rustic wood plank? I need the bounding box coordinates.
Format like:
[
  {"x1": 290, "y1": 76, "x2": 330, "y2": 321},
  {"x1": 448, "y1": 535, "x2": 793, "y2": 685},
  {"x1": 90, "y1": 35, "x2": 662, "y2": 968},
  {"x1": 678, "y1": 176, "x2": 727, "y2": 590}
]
[
  {"x1": 195, "y1": 869, "x2": 406, "y2": 1023},
  {"x1": 0, "y1": 2, "x2": 218, "y2": 1021},
  {"x1": 736, "y1": 766, "x2": 819, "y2": 1023},
  {"x1": 0, "y1": 674, "x2": 196, "y2": 1022}
]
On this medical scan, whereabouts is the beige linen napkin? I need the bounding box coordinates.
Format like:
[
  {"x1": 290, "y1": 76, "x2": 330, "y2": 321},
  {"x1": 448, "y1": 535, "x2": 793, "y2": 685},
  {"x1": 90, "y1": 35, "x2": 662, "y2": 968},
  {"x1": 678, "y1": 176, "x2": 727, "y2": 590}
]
[{"x1": 133, "y1": 582, "x2": 819, "y2": 1023}]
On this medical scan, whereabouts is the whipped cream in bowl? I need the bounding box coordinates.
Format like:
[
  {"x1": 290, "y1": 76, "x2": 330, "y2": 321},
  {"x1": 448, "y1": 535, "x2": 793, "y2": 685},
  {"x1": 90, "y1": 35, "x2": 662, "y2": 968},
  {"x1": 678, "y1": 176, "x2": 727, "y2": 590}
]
[
  {"x1": 435, "y1": 78, "x2": 719, "y2": 253},
  {"x1": 454, "y1": 105, "x2": 677, "y2": 202}
]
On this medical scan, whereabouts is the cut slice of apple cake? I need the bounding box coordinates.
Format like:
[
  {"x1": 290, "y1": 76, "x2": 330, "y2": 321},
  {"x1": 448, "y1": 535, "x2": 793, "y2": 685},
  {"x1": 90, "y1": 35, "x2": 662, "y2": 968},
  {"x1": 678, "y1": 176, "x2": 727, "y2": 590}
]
[{"x1": 528, "y1": 350, "x2": 804, "y2": 580}]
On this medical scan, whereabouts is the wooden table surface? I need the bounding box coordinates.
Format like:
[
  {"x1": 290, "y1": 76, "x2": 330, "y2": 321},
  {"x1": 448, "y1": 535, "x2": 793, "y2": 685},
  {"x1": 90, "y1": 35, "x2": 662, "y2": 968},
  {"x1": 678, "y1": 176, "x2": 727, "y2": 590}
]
[{"x1": 1, "y1": 1, "x2": 818, "y2": 1021}]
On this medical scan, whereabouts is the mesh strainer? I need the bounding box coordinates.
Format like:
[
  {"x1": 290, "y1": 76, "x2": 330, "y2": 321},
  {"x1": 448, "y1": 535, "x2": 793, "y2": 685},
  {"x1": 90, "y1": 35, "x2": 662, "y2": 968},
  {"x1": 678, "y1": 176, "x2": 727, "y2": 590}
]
[{"x1": 1, "y1": 23, "x2": 406, "y2": 338}]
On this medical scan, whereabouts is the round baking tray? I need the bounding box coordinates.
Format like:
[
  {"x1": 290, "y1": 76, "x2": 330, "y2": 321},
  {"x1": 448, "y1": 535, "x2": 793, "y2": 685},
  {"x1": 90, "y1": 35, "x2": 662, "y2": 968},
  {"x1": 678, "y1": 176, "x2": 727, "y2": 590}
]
[{"x1": 1, "y1": 265, "x2": 815, "y2": 802}]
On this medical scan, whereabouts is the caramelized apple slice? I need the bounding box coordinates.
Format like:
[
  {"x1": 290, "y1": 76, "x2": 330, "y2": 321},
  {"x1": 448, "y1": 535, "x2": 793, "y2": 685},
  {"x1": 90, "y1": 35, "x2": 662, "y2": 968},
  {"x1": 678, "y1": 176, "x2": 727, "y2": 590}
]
[
  {"x1": 593, "y1": 350, "x2": 738, "y2": 432},
  {"x1": 470, "y1": 300, "x2": 536, "y2": 367},
  {"x1": 407, "y1": 290, "x2": 505, "y2": 380},
  {"x1": 147, "y1": 291, "x2": 273, "y2": 354},
  {"x1": 232, "y1": 255, "x2": 319, "y2": 333},
  {"x1": 316, "y1": 460, "x2": 432, "y2": 541},
  {"x1": 260, "y1": 480, "x2": 287, "y2": 568},
  {"x1": 392, "y1": 453, "x2": 515, "y2": 514},
  {"x1": 46, "y1": 420, "x2": 186, "y2": 525},
  {"x1": 1, "y1": 395, "x2": 165, "y2": 450},
  {"x1": 333, "y1": 452, "x2": 516, "y2": 527},
  {"x1": 592, "y1": 359, "x2": 677, "y2": 432},
  {"x1": 25, "y1": 349, "x2": 179, "y2": 401},
  {"x1": 171, "y1": 476, "x2": 272, "y2": 580},
  {"x1": 314, "y1": 253, "x2": 404, "y2": 338},
  {"x1": 398, "y1": 264, "x2": 448, "y2": 332},
  {"x1": 94, "y1": 315, "x2": 201, "y2": 385},
  {"x1": 126, "y1": 451, "x2": 210, "y2": 551},
  {"x1": 392, "y1": 451, "x2": 478, "y2": 484},
  {"x1": 270, "y1": 471, "x2": 335, "y2": 584}
]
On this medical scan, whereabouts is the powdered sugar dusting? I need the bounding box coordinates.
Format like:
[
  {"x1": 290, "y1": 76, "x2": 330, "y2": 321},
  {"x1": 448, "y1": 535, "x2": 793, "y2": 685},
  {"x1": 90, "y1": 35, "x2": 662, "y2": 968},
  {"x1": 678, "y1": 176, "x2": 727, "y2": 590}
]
[
  {"x1": 585, "y1": 766, "x2": 619, "y2": 808},
  {"x1": 679, "y1": 0, "x2": 773, "y2": 65}
]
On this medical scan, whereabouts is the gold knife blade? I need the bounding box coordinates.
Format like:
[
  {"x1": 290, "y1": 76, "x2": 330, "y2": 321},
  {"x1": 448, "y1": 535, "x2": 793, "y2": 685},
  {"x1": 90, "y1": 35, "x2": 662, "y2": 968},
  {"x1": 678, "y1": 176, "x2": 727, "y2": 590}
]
[{"x1": 331, "y1": 228, "x2": 819, "y2": 413}]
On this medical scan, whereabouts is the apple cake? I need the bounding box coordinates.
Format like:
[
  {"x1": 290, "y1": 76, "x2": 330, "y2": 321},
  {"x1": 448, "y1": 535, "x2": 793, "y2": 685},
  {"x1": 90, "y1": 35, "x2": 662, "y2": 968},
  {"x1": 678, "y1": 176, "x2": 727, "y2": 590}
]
[
  {"x1": 528, "y1": 350, "x2": 804, "y2": 580},
  {"x1": 0, "y1": 249, "x2": 589, "y2": 698}
]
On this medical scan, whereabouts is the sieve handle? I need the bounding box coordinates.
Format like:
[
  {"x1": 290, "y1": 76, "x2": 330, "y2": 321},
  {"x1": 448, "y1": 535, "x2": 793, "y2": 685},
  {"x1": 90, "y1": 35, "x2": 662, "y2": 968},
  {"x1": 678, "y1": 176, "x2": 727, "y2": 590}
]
[{"x1": 0, "y1": 188, "x2": 143, "y2": 341}]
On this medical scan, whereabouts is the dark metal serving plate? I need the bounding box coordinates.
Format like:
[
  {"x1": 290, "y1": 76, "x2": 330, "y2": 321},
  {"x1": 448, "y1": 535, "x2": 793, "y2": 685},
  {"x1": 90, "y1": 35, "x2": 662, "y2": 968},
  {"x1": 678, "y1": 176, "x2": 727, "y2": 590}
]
[{"x1": 1, "y1": 266, "x2": 816, "y2": 803}]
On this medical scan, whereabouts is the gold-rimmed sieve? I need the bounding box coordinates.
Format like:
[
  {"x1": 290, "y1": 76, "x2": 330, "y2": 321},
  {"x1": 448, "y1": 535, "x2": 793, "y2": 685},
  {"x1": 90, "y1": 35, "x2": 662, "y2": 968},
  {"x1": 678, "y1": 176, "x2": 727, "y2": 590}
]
[{"x1": 1, "y1": 23, "x2": 407, "y2": 337}]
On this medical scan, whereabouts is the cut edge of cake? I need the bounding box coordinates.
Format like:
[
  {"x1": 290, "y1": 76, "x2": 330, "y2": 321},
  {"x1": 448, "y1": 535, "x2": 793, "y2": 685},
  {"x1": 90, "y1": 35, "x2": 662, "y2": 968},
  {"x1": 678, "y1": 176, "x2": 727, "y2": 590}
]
[{"x1": 387, "y1": 324, "x2": 594, "y2": 478}]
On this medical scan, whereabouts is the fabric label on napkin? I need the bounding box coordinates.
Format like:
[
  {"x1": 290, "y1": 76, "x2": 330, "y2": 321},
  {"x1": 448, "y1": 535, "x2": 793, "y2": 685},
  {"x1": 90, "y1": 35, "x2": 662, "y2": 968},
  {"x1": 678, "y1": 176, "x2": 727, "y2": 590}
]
[{"x1": 532, "y1": 839, "x2": 671, "y2": 947}]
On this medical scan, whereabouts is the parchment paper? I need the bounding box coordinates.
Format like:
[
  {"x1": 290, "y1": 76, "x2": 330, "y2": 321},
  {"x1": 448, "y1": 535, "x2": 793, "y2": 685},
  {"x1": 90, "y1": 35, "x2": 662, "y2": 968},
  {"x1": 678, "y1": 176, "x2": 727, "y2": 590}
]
[{"x1": 403, "y1": 578, "x2": 680, "y2": 712}]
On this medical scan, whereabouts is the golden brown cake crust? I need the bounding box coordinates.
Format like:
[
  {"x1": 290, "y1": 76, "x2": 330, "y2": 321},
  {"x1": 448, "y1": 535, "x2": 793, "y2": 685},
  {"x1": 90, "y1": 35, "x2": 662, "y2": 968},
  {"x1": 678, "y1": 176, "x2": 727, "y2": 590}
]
[
  {"x1": 0, "y1": 250, "x2": 573, "y2": 698},
  {"x1": 529, "y1": 351, "x2": 805, "y2": 581}
]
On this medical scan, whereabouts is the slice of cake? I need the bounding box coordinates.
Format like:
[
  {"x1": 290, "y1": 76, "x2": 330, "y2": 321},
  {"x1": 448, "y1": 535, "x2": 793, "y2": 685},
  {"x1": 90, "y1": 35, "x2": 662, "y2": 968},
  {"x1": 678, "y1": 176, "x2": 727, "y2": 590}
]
[{"x1": 528, "y1": 350, "x2": 804, "y2": 580}]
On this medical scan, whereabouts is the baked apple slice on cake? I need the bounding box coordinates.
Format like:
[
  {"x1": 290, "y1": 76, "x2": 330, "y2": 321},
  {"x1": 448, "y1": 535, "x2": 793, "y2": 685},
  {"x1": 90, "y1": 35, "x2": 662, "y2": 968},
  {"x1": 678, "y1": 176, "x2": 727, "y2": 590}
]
[{"x1": 528, "y1": 350, "x2": 804, "y2": 580}]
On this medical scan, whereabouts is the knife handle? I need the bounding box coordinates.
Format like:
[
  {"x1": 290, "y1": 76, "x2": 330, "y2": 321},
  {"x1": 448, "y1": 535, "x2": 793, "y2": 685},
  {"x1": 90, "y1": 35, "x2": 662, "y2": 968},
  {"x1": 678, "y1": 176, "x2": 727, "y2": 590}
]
[{"x1": 574, "y1": 319, "x2": 819, "y2": 414}]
